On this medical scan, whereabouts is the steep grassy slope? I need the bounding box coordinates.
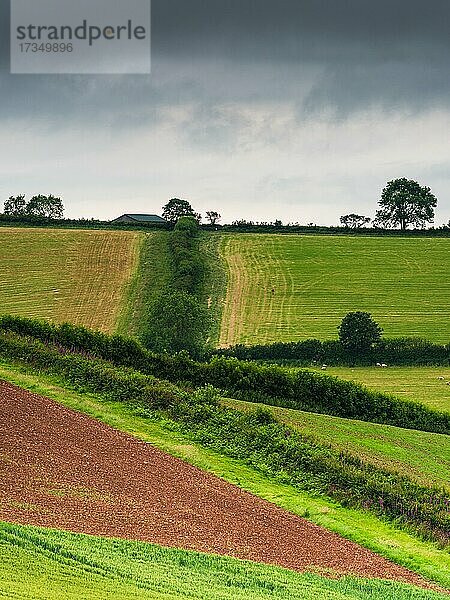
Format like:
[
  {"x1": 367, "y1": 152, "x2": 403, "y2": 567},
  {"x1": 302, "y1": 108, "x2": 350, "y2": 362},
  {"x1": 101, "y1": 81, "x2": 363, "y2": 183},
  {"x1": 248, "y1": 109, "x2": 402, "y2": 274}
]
[
  {"x1": 219, "y1": 234, "x2": 450, "y2": 346},
  {"x1": 1, "y1": 523, "x2": 446, "y2": 600},
  {"x1": 116, "y1": 231, "x2": 171, "y2": 338},
  {"x1": 0, "y1": 227, "x2": 142, "y2": 333},
  {"x1": 307, "y1": 366, "x2": 450, "y2": 412},
  {"x1": 223, "y1": 398, "x2": 450, "y2": 492},
  {"x1": 0, "y1": 362, "x2": 449, "y2": 588}
]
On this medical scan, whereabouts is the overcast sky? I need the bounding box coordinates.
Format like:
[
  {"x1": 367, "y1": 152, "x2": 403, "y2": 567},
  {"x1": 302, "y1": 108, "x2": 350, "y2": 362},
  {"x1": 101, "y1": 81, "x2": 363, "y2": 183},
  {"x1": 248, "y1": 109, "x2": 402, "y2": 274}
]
[{"x1": 1, "y1": 0, "x2": 450, "y2": 225}]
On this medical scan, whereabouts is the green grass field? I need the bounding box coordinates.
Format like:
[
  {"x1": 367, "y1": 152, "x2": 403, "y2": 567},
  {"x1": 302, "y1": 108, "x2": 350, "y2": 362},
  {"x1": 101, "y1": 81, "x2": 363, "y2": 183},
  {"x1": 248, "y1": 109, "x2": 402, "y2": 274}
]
[
  {"x1": 222, "y1": 397, "x2": 450, "y2": 492},
  {"x1": 1, "y1": 362, "x2": 449, "y2": 589},
  {"x1": 308, "y1": 366, "x2": 450, "y2": 413},
  {"x1": 0, "y1": 227, "x2": 142, "y2": 333},
  {"x1": 1, "y1": 523, "x2": 446, "y2": 600},
  {"x1": 218, "y1": 234, "x2": 450, "y2": 346}
]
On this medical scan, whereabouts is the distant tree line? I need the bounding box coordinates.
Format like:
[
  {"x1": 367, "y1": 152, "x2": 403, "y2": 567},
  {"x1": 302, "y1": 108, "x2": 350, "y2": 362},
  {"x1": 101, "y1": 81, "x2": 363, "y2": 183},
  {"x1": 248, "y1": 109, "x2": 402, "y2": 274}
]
[
  {"x1": 1, "y1": 177, "x2": 447, "y2": 230},
  {"x1": 4, "y1": 194, "x2": 64, "y2": 219}
]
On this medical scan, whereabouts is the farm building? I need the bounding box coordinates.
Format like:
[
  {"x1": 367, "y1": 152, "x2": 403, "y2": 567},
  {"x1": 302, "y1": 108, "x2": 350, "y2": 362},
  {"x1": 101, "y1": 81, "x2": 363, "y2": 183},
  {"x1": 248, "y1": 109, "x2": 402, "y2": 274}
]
[{"x1": 111, "y1": 213, "x2": 167, "y2": 223}]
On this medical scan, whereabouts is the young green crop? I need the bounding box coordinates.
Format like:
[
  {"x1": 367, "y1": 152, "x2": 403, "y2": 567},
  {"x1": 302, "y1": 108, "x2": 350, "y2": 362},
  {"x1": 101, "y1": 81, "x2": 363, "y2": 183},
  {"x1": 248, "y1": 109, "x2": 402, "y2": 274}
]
[{"x1": 1, "y1": 522, "x2": 447, "y2": 600}]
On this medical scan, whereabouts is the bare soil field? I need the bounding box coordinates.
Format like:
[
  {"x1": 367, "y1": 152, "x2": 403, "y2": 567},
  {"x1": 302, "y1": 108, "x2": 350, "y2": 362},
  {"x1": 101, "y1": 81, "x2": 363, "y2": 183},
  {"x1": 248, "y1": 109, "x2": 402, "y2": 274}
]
[{"x1": 0, "y1": 380, "x2": 434, "y2": 588}]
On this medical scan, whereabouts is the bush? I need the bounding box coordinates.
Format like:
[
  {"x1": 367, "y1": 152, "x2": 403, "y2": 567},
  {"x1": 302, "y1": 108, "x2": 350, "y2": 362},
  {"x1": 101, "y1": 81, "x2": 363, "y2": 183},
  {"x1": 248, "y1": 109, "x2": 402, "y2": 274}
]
[
  {"x1": 143, "y1": 290, "x2": 209, "y2": 357},
  {"x1": 338, "y1": 312, "x2": 383, "y2": 355}
]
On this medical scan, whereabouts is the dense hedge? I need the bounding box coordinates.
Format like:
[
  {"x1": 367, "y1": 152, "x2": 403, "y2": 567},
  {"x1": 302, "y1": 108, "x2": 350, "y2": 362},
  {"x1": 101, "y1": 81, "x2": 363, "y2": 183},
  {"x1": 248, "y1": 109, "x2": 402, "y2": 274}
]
[
  {"x1": 141, "y1": 217, "x2": 209, "y2": 356},
  {"x1": 0, "y1": 332, "x2": 182, "y2": 408},
  {"x1": 0, "y1": 329, "x2": 448, "y2": 546},
  {"x1": 216, "y1": 337, "x2": 450, "y2": 366},
  {"x1": 1, "y1": 316, "x2": 449, "y2": 434}
]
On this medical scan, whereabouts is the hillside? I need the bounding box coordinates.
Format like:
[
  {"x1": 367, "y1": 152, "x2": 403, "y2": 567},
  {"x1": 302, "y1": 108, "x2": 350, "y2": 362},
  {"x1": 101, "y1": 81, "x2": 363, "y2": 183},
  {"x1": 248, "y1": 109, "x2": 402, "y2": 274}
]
[
  {"x1": 0, "y1": 227, "x2": 142, "y2": 333},
  {"x1": 218, "y1": 234, "x2": 450, "y2": 346},
  {"x1": 223, "y1": 398, "x2": 450, "y2": 491},
  {"x1": 0, "y1": 379, "x2": 426, "y2": 584}
]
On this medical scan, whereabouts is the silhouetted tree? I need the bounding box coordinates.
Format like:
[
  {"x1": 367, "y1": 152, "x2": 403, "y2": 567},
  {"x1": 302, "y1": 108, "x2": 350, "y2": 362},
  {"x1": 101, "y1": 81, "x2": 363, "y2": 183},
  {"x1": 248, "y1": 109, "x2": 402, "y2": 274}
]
[{"x1": 374, "y1": 178, "x2": 437, "y2": 230}]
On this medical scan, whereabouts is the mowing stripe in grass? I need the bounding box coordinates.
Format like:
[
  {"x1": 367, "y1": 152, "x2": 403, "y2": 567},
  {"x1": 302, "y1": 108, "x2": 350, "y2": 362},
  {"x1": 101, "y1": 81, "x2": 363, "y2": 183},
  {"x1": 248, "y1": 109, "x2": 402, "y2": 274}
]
[
  {"x1": 219, "y1": 234, "x2": 450, "y2": 346},
  {"x1": 0, "y1": 227, "x2": 142, "y2": 333}
]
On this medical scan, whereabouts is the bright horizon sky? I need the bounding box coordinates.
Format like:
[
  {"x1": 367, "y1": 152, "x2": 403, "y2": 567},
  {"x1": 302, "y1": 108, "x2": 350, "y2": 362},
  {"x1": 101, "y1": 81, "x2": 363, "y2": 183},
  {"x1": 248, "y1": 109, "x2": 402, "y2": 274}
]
[{"x1": 1, "y1": 0, "x2": 450, "y2": 226}]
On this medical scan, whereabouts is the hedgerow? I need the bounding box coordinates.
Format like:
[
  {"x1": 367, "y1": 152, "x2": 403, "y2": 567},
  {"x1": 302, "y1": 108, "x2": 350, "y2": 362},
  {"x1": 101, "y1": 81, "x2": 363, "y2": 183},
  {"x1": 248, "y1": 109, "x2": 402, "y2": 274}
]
[
  {"x1": 141, "y1": 216, "x2": 210, "y2": 356},
  {"x1": 0, "y1": 330, "x2": 448, "y2": 546},
  {"x1": 0, "y1": 316, "x2": 448, "y2": 434},
  {"x1": 216, "y1": 337, "x2": 450, "y2": 366}
]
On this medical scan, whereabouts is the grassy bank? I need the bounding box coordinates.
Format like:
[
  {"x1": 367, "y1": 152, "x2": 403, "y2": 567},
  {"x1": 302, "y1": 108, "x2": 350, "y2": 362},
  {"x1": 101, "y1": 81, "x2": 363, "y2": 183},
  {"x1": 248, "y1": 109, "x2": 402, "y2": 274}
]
[{"x1": 223, "y1": 398, "x2": 450, "y2": 492}]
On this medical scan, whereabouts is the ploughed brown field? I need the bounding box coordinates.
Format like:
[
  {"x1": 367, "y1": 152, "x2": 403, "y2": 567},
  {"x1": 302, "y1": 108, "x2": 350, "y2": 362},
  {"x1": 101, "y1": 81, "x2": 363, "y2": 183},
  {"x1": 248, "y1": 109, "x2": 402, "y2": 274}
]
[{"x1": 0, "y1": 380, "x2": 431, "y2": 587}]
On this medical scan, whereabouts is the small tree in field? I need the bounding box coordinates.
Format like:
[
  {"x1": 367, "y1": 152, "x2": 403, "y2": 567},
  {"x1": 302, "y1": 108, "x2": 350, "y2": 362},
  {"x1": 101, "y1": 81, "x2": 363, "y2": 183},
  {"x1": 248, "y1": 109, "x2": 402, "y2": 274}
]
[{"x1": 338, "y1": 312, "x2": 382, "y2": 354}]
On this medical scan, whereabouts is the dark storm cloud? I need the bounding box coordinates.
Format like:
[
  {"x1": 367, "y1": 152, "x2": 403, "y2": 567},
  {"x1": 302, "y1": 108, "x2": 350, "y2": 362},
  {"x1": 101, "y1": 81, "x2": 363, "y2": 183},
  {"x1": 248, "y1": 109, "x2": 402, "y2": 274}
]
[
  {"x1": 152, "y1": 0, "x2": 450, "y2": 61},
  {"x1": 1, "y1": 0, "x2": 450, "y2": 122}
]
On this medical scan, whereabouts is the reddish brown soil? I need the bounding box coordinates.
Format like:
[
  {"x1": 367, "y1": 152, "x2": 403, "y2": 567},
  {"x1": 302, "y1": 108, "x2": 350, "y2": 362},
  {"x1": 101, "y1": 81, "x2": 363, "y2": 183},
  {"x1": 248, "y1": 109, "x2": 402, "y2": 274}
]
[{"x1": 0, "y1": 380, "x2": 437, "y2": 588}]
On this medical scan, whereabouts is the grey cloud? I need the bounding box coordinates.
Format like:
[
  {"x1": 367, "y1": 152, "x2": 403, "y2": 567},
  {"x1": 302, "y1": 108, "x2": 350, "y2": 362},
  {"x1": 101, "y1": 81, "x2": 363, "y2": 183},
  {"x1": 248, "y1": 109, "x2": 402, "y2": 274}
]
[{"x1": 1, "y1": 0, "x2": 450, "y2": 126}]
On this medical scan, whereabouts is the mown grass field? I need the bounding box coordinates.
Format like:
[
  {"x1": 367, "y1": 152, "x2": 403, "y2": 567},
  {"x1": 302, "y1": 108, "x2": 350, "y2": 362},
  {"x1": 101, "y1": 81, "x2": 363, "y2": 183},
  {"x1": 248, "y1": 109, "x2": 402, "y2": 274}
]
[
  {"x1": 1, "y1": 523, "x2": 445, "y2": 600},
  {"x1": 1, "y1": 362, "x2": 449, "y2": 589},
  {"x1": 222, "y1": 397, "x2": 450, "y2": 492},
  {"x1": 218, "y1": 234, "x2": 450, "y2": 346},
  {"x1": 308, "y1": 366, "x2": 450, "y2": 413},
  {"x1": 0, "y1": 227, "x2": 142, "y2": 333}
]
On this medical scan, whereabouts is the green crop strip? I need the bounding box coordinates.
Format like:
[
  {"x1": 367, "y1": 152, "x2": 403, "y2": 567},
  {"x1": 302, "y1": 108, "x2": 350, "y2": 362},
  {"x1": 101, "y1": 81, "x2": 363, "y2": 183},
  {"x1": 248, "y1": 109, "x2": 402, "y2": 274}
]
[{"x1": 1, "y1": 522, "x2": 447, "y2": 600}]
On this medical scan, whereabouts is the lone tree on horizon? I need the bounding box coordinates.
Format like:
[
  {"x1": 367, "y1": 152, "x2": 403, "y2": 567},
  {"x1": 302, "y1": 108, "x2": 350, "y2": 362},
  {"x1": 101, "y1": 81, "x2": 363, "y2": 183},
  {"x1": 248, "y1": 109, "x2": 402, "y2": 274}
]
[
  {"x1": 340, "y1": 214, "x2": 371, "y2": 229},
  {"x1": 162, "y1": 198, "x2": 198, "y2": 224},
  {"x1": 373, "y1": 178, "x2": 437, "y2": 230}
]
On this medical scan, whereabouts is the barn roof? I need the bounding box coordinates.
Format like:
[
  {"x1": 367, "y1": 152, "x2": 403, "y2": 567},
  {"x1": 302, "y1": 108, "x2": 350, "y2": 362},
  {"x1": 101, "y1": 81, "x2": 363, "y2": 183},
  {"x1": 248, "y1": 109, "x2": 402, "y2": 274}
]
[{"x1": 113, "y1": 214, "x2": 167, "y2": 222}]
